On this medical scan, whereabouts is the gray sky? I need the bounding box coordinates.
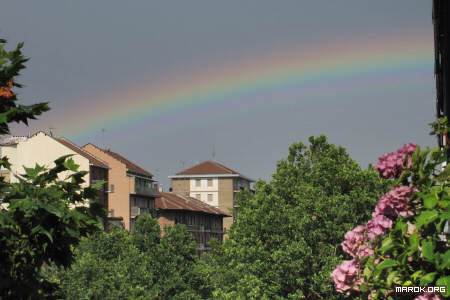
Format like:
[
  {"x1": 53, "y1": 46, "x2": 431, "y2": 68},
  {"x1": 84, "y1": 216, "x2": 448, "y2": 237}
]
[{"x1": 1, "y1": 1, "x2": 436, "y2": 189}]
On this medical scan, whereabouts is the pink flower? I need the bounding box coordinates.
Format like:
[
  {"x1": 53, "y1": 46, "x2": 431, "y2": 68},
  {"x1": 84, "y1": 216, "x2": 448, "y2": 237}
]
[
  {"x1": 341, "y1": 226, "x2": 373, "y2": 258},
  {"x1": 398, "y1": 143, "x2": 418, "y2": 155},
  {"x1": 374, "y1": 186, "x2": 418, "y2": 219},
  {"x1": 375, "y1": 152, "x2": 403, "y2": 178},
  {"x1": 366, "y1": 215, "x2": 393, "y2": 240},
  {"x1": 415, "y1": 292, "x2": 442, "y2": 300},
  {"x1": 331, "y1": 259, "x2": 363, "y2": 294},
  {"x1": 375, "y1": 143, "x2": 418, "y2": 178}
]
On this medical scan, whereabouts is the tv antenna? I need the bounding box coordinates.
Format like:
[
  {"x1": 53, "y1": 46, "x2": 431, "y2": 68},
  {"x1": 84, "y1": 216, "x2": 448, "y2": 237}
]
[{"x1": 48, "y1": 126, "x2": 56, "y2": 137}]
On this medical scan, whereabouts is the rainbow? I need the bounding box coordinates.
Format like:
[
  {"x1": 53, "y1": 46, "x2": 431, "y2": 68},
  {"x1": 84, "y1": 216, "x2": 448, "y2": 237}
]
[{"x1": 47, "y1": 30, "x2": 433, "y2": 140}]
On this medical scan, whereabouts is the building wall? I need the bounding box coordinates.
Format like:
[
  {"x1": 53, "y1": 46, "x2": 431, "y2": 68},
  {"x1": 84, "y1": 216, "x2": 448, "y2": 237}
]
[
  {"x1": 158, "y1": 210, "x2": 225, "y2": 252},
  {"x1": 218, "y1": 178, "x2": 234, "y2": 231},
  {"x1": 171, "y1": 178, "x2": 190, "y2": 196},
  {"x1": 157, "y1": 211, "x2": 175, "y2": 231},
  {"x1": 189, "y1": 178, "x2": 219, "y2": 207},
  {"x1": 83, "y1": 144, "x2": 131, "y2": 230},
  {"x1": 3, "y1": 132, "x2": 91, "y2": 186}
]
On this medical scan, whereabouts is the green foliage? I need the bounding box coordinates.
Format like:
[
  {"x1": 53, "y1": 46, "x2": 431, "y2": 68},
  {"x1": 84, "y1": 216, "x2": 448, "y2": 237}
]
[
  {"x1": 57, "y1": 214, "x2": 205, "y2": 299},
  {"x1": 202, "y1": 135, "x2": 388, "y2": 299},
  {"x1": 0, "y1": 38, "x2": 104, "y2": 298}
]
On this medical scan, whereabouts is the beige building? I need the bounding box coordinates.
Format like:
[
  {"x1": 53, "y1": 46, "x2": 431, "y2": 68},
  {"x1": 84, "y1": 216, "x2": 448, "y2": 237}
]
[
  {"x1": 169, "y1": 161, "x2": 254, "y2": 231},
  {"x1": 83, "y1": 143, "x2": 159, "y2": 231},
  {"x1": 0, "y1": 131, "x2": 109, "y2": 209},
  {"x1": 156, "y1": 192, "x2": 229, "y2": 253}
]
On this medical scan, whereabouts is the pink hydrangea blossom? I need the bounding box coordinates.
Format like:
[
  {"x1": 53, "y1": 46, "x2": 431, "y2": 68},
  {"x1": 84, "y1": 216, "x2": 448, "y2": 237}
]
[
  {"x1": 374, "y1": 186, "x2": 418, "y2": 218},
  {"x1": 375, "y1": 143, "x2": 418, "y2": 178},
  {"x1": 398, "y1": 143, "x2": 418, "y2": 156},
  {"x1": 331, "y1": 259, "x2": 363, "y2": 294},
  {"x1": 415, "y1": 292, "x2": 442, "y2": 300},
  {"x1": 366, "y1": 215, "x2": 393, "y2": 240},
  {"x1": 341, "y1": 226, "x2": 373, "y2": 258}
]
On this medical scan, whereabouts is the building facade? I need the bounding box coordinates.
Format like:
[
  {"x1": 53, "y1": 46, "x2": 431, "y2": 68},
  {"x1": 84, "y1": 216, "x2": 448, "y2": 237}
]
[
  {"x1": 169, "y1": 161, "x2": 253, "y2": 231},
  {"x1": 83, "y1": 143, "x2": 159, "y2": 231},
  {"x1": 0, "y1": 132, "x2": 109, "y2": 209},
  {"x1": 156, "y1": 192, "x2": 229, "y2": 253}
]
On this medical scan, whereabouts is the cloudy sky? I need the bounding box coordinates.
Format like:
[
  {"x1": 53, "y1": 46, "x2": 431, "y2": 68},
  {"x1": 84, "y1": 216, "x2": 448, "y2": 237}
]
[{"x1": 1, "y1": 1, "x2": 435, "y2": 189}]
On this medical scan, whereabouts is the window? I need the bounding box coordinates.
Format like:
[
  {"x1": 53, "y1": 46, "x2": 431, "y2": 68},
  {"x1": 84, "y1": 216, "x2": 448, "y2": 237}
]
[
  {"x1": 110, "y1": 184, "x2": 115, "y2": 193},
  {"x1": 195, "y1": 179, "x2": 201, "y2": 187},
  {"x1": 207, "y1": 194, "x2": 213, "y2": 202},
  {"x1": 196, "y1": 194, "x2": 201, "y2": 200},
  {"x1": 207, "y1": 178, "x2": 213, "y2": 187}
]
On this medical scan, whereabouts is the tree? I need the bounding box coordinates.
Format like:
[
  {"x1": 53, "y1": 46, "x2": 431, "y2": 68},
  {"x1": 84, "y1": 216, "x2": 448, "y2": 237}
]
[
  {"x1": 0, "y1": 39, "x2": 105, "y2": 298},
  {"x1": 203, "y1": 135, "x2": 389, "y2": 299},
  {"x1": 58, "y1": 228, "x2": 155, "y2": 300},
  {"x1": 57, "y1": 215, "x2": 203, "y2": 299}
]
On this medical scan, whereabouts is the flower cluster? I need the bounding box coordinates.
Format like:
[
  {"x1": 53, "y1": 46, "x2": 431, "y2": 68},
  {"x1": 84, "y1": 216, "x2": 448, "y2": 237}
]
[
  {"x1": 374, "y1": 186, "x2": 418, "y2": 219},
  {"x1": 330, "y1": 259, "x2": 363, "y2": 295},
  {"x1": 332, "y1": 185, "x2": 417, "y2": 294},
  {"x1": 375, "y1": 143, "x2": 417, "y2": 178},
  {"x1": 415, "y1": 292, "x2": 442, "y2": 300},
  {"x1": 341, "y1": 226, "x2": 373, "y2": 258},
  {"x1": 366, "y1": 215, "x2": 393, "y2": 240}
]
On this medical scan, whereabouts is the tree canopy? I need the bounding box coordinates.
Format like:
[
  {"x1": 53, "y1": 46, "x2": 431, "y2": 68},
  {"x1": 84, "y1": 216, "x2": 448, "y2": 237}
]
[
  {"x1": 0, "y1": 39, "x2": 105, "y2": 298},
  {"x1": 201, "y1": 136, "x2": 389, "y2": 299}
]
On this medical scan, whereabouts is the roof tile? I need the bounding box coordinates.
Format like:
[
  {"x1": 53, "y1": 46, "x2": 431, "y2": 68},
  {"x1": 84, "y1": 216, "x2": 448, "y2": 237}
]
[
  {"x1": 53, "y1": 138, "x2": 109, "y2": 168},
  {"x1": 176, "y1": 160, "x2": 239, "y2": 175},
  {"x1": 156, "y1": 192, "x2": 230, "y2": 216}
]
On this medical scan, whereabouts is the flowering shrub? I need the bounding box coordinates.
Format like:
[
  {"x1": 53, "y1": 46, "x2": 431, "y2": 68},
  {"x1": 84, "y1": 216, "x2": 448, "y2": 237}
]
[{"x1": 332, "y1": 120, "x2": 450, "y2": 300}]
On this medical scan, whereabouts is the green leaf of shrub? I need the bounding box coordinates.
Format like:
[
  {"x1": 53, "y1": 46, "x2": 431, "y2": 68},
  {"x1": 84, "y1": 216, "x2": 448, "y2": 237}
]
[
  {"x1": 421, "y1": 240, "x2": 435, "y2": 261},
  {"x1": 409, "y1": 232, "x2": 419, "y2": 251},
  {"x1": 420, "y1": 272, "x2": 437, "y2": 286},
  {"x1": 419, "y1": 193, "x2": 438, "y2": 209},
  {"x1": 374, "y1": 259, "x2": 398, "y2": 278},
  {"x1": 436, "y1": 276, "x2": 450, "y2": 297},
  {"x1": 416, "y1": 210, "x2": 439, "y2": 228}
]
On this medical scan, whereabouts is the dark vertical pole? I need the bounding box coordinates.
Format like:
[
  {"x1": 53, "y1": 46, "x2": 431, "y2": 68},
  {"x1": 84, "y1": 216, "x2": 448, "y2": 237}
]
[{"x1": 434, "y1": 0, "x2": 450, "y2": 153}]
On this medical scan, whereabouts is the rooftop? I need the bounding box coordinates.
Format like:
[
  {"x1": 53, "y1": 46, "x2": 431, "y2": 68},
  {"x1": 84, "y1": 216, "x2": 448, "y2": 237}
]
[
  {"x1": 53, "y1": 137, "x2": 109, "y2": 169},
  {"x1": 156, "y1": 192, "x2": 230, "y2": 216},
  {"x1": 172, "y1": 160, "x2": 254, "y2": 181},
  {"x1": 84, "y1": 143, "x2": 152, "y2": 177}
]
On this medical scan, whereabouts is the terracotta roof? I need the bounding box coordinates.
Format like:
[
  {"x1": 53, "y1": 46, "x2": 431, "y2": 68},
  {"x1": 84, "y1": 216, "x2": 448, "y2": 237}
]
[
  {"x1": 105, "y1": 150, "x2": 152, "y2": 177},
  {"x1": 53, "y1": 138, "x2": 109, "y2": 169},
  {"x1": 156, "y1": 192, "x2": 230, "y2": 216},
  {"x1": 84, "y1": 144, "x2": 152, "y2": 177},
  {"x1": 176, "y1": 160, "x2": 241, "y2": 175}
]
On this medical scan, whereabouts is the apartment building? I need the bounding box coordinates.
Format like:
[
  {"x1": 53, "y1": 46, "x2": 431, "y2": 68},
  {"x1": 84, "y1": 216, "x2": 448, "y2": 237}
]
[
  {"x1": 83, "y1": 143, "x2": 159, "y2": 231},
  {"x1": 0, "y1": 132, "x2": 109, "y2": 209},
  {"x1": 156, "y1": 192, "x2": 229, "y2": 253},
  {"x1": 169, "y1": 160, "x2": 253, "y2": 231}
]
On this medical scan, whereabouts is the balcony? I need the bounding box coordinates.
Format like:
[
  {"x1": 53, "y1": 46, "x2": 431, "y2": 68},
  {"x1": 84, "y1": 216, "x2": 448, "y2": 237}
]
[
  {"x1": 129, "y1": 177, "x2": 159, "y2": 197},
  {"x1": 130, "y1": 206, "x2": 151, "y2": 218},
  {"x1": 186, "y1": 225, "x2": 225, "y2": 234}
]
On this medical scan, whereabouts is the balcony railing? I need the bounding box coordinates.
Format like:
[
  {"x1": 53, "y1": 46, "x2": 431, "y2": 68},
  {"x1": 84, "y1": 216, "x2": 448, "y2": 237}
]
[
  {"x1": 129, "y1": 177, "x2": 159, "y2": 197},
  {"x1": 186, "y1": 225, "x2": 225, "y2": 234},
  {"x1": 130, "y1": 206, "x2": 152, "y2": 217}
]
